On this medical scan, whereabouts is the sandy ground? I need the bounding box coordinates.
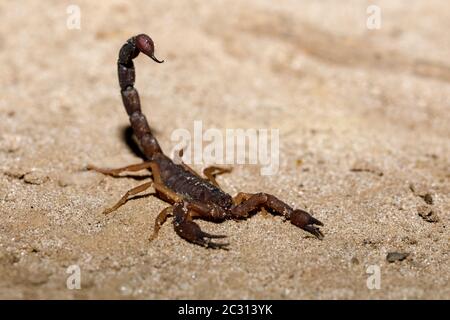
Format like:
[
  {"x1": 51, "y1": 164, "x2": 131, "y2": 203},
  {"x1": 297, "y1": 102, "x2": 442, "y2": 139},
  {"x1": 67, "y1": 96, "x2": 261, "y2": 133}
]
[{"x1": 0, "y1": 0, "x2": 449, "y2": 299}]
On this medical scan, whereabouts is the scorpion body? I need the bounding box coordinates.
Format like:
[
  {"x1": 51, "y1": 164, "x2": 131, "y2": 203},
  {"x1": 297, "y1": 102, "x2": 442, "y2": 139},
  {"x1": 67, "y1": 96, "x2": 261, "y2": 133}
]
[
  {"x1": 157, "y1": 153, "x2": 233, "y2": 209},
  {"x1": 88, "y1": 34, "x2": 324, "y2": 249}
]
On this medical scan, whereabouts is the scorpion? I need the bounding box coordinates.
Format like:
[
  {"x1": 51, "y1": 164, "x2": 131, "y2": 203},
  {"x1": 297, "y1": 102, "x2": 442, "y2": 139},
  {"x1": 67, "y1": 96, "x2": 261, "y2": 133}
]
[{"x1": 87, "y1": 34, "x2": 324, "y2": 249}]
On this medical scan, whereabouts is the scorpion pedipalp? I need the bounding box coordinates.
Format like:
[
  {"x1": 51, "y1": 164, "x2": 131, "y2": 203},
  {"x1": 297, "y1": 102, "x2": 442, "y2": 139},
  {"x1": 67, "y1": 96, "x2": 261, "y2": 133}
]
[
  {"x1": 172, "y1": 201, "x2": 230, "y2": 249},
  {"x1": 290, "y1": 209, "x2": 324, "y2": 240}
]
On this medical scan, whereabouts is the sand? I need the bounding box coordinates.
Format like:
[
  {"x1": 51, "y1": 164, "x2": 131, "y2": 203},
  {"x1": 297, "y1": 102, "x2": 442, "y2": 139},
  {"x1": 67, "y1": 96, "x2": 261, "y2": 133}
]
[{"x1": 0, "y1": 0, "x2": 449, "y2": 299}]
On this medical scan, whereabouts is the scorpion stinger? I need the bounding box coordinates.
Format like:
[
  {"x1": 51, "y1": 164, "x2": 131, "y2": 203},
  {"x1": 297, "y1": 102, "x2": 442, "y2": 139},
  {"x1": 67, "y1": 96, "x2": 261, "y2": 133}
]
[{"x1": 135, "y1": 33, "x2": 164, "y2": 63}]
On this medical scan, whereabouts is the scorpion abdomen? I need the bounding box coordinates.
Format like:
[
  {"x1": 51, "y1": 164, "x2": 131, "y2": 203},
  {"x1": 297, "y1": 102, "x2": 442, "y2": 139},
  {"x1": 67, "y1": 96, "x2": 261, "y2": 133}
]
[{"x1": 154, "y1": 154, "x2": 233, "y2": 209}]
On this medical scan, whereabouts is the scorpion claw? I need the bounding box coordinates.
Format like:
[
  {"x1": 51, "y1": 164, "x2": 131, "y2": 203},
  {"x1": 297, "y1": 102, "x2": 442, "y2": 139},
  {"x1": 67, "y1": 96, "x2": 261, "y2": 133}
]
[
  {"x1": 290, "y1": 209, "x2": 324, "y2": 240},
  {"x1": 174, "y1": 219, "x2": 229, "y2": 249},
  {"x1": 197, "y1": 232, "x2": 229, "y2": 249},
  {"x1": 205, "y1": 241, "x2": 230, "y2": 250},
  {"x1": 200, "y1": 232, "x2": 227, "y2": 239},
  {"x1": 302, "y1": 225, "x2": 324, "y2": 240},
  {"x1": 309, "y1": 216, "x2": 324, "y2": 226}
]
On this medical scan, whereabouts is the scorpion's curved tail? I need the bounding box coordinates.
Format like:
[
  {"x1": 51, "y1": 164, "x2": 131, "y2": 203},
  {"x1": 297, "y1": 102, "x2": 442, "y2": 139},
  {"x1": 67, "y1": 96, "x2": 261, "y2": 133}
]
[{"x1": 118, "y1": 34, "x2": 165, "y2": 160}]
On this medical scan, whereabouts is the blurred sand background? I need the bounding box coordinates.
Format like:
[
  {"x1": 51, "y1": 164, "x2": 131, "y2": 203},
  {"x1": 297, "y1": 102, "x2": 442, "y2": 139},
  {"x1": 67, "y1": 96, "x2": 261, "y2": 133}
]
[{"x1": 0, "y1": 0, "x2": 449, "y2": 299}]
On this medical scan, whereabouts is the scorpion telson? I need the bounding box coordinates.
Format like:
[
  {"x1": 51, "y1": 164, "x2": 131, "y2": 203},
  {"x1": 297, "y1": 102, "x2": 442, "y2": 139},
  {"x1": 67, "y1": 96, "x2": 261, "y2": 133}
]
[{"x1": 88, "y1": 34, "x2": 324, "y2": 249}]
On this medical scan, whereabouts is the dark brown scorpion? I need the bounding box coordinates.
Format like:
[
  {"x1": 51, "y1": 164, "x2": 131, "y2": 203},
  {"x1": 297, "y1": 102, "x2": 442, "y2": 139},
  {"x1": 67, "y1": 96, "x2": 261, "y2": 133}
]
[{"x1": 88, "y1": 34, "x2": 324, "y2": 249}]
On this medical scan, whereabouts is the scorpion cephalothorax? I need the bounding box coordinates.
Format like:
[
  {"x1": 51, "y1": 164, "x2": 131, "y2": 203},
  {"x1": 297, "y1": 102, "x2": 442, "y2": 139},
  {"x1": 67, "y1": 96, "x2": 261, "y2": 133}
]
[{"x1": 88, "y1": 34, "x2": 324, "y2": 249}]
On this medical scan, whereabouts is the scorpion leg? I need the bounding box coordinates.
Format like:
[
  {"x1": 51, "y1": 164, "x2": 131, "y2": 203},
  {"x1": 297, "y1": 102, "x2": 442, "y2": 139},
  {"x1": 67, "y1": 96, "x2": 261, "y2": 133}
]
[
  {"x1": 172, "y1": 201, "x2": 229, "y2": 249},
  {"x1": 86, "y1": 162, "x2": 154, "y2": 177},
  {"x1": 231, "y1": 193, "x2": 324, "y2": 239},
  {"x1": 149, "y1": 206, "x2": 173, "y2": 241},
  {"x1": 203, "y1": 166, "x2": 232, "y2": 187},
  {"x1": 102, "y1": 182, "x2": 153, "y2": 215},
  {"x1": 103, "y1": 180, "x2": 182, "y2": 215}
]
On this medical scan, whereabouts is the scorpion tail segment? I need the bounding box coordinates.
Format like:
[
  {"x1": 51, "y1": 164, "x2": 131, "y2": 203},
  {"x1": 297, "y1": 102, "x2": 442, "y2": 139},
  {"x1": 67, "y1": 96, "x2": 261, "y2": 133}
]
[
  {"x1": 135, "y1": 34, "x2": 164, "y2": 63},
  {"x1": 290, "y1": 209, "x2": 324, "y2": 240},
  {"x1": 118, "y1": 35, "x2": 164, "y2": 160}
]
